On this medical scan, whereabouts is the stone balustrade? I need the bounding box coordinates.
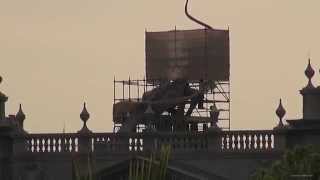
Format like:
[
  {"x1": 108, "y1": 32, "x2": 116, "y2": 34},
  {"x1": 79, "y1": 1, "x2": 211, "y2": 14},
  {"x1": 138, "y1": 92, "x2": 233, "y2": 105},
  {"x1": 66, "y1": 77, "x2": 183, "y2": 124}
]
[
  {"x1": 25, "y1": 133, "x2": 80, "y2": 153},
  {"x1": 221, "y1": 130, "x2": 275, "y2": 152},
  {"x1": 13, "y1": 130, "x2": 284, "y2": 155}
]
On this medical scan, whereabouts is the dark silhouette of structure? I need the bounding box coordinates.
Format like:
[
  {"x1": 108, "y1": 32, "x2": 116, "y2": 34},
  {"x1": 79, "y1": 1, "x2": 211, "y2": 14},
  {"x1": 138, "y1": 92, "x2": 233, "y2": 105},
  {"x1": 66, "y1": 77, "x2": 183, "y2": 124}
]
[
  {"x1": 1, "y1": 1, "x2": 320, "y2": 179},
  {"x1": 2, "y1": 60, "x2": 320, "y2": 180}
]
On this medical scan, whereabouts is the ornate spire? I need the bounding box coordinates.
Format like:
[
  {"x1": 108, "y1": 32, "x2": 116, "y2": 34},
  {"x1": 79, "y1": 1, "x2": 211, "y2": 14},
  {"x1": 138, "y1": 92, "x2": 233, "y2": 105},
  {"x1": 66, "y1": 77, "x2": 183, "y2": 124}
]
[
  {"x1": 275, "y1": 99, "x2": 286, "y2": 128},
  {"x1": 78, "y1": 102, "x2": 92, "y2": 133},
  {"x1": 16, "y1": 104, "x2": 26, "y2": 126},
  {"x1": 304, "y1": 58, "x2": 315, "y2": 89}
]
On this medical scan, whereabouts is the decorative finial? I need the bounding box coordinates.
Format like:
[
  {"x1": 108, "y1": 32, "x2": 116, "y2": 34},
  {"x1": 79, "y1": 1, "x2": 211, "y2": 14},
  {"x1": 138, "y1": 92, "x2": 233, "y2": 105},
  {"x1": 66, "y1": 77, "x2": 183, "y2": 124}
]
[
  {"x1": 80, "y1": 102, "x2": 90, "y2": 121},
  {"x1": 275, "y1": 99, "x2": 286, "y2": 128},
  {"x1": 16, "y1": 104, "x2": 26, "y2": 129},
  {"x1": 304, "y1": 58, "x2": 315, "y2": 89},
  {"x1": 78, "y1": 102, "x2": 91, "y2": 133}
]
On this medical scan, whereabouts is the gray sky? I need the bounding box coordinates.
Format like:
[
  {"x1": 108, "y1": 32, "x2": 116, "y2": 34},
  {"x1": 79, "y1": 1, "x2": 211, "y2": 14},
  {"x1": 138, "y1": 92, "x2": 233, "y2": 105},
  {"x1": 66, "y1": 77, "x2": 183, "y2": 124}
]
[{"x1": 1, "y1": 0, "x2": 320, "y2": 133}]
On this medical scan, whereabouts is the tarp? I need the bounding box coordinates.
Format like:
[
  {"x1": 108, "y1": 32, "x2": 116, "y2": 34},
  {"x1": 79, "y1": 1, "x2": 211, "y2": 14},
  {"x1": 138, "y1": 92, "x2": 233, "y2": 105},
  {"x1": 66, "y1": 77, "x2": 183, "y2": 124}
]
[{"x1": 145, "y1": 29, "x2": 229, "y2": 81}]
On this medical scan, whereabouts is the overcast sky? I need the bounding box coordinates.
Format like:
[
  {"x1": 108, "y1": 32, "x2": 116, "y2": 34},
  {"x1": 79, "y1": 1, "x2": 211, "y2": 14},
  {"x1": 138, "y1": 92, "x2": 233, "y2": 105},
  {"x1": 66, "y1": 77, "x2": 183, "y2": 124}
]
[{"x1": 1, "y1": 0, "x2": 320, "y2": 133}]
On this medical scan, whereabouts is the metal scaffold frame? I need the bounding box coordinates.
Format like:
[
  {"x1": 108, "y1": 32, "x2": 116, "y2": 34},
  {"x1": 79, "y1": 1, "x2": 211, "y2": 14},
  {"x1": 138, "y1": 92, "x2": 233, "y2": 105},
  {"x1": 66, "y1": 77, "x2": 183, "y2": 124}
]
[{"x1": 112, "y1": 78, "x2": 230, "y2": 132}]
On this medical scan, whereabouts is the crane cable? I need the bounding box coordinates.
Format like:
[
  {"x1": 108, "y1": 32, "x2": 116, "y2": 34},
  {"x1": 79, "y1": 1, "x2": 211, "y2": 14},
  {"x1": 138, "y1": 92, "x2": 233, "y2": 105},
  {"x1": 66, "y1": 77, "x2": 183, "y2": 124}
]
[{"x1": 185, "y1": 0, "x2": 213, "y2": 29}]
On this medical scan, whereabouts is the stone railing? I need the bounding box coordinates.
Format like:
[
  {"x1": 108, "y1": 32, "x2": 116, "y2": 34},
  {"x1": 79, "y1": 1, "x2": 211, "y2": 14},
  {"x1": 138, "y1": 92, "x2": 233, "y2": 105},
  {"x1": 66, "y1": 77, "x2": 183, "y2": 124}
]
[
  {"x1": 12, "y1": 129, "x2": 285, "y2": 155},
  {"x1": 24, "y1": 133, "x2": 80, "y2": 153},
  {"x1": 92, "y1": 133, "x2": 144, "y2": 152},
  {"x1": 221, "y1": 130, "x2": 275, "y2": 152}
]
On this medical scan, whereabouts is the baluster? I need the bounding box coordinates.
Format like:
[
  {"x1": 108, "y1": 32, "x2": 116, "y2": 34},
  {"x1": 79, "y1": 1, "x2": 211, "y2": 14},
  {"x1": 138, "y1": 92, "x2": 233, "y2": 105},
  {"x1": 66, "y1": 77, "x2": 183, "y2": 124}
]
[
  {"x1": 26, "y1": 139, "x2": 29, "y2": 152},
  {"x1": 39, "y1": 139, "x2": 43, "y2": 152},
  {"x1": 237, "y1": 134, "x2": 241, "y2": 150},
  {"x1": 128, "y1": 138, "x2": 132, "y2": 152},
  {"x1": 37, "y1": 139, "x2": 41, "y2": 152},
  {"x1": 134, "y1": 138, "x2": 138, "y2": 151},
  {"x1": 57, "y1": 138, "x2": 61, "y2": 153},
  {"x1": 250, "y1": 135, "x2": 254, "y2": 150},
  {"x1": 46, "y1": 138, "x2": 50, "y2": 152},
  {"x1": 52, "y1": 138, "x2": 56, "y2": 152},
  {"x1": 68, "y1": 137, "x2": 72, "y2": 152},
  {"x1": 232, "y1": 134, "x2": 236, "y2": 150},
  {"x1": 140, "y1": 137, "x2": 144, "y2": 151},
  {"x1": 35, "y1": 138, "x2": 38, "y2": 152},
  {"x1": 139, "y1": 137, "x2": 143, "y2": 151},
  {"x1": 61, "y1": 138, "x2": 66, "y2": 152},
  {"x1": 67, "y1": 137, "x2": 71, "y2": 152},
  {"x1": 256, "y1": 134, "x2": 261, "y2": 150},
  {"x1": 264, "y1": 134, "x2": 269, "y2": 150},
  {"x1": 132, "y1": 138, "x2": 136, "y2": 152},
  {"x1": 221, "y1": 136, "x2": 225, "y2": 150},
  {"x1": 243, "y1": 133, "x2": 248, "y2": 151},
  {"x1": 229, "y1": 134, "x2": 233, "y2": 150},
  {"x1": 262, "y1": 134, "x2": 267, "y2": 150},
  {"x1": 26, "y1": 139, "x2": 30, "y2": 152},
  {"x1": 267, "y1": 134, "x2": 272, "y2": 150},
  {"x1": 246, "y1": 134, "x2": 251, "y2": 150},
  {"x1": 260, "y1": 134, "x2": 264, "y2": 150},
  {"x1": 43, "y1": 138, "x2": 50, "y2": 152},
  {"x1": 252, "y1": 134, "x2": 256, "y2": 150},
  {"x1": 60, "y1": 138, "x2": 64, "y2": 152},
  {"x1": 137, "y1": 138, "x2": 141, "y2": 152},
  {"x1": 226, "y1": 134, "x2": 230, "y2": 150},
  {"x1": 239, "y1": 134, "x2": 244, "y2": 151},
  {"x1": 42, "y1": 138, "x2": 45, "y2": 152},
  {"x1": 40, "y1": 138, "x2": 45, "y2": 153},
  {"x1": 71, "y1": 137, "x2": 75, "y2": 152},
  {"x1": 76, "y1": 137, "x2": 79, "y2": 152},
  {"x1": 35, "y1": 139, "x2": 39, "y2": 152},
  {"x1": 55, "y1": 138, "x2": 59, "y2": 153},
  {"x1": 55, "y1": 138, "x2": 58, "y2": 152},
  {"x1": 224, "y1": 134, "x2": 229, "y2": 150},
  {"x1": 65, "y1": 137, "x2": 69, "y2": 152},
  {"x1": 31, "y1": 139, "x2": 35, "y2": 152},
  {"x1": 58, "y1": 138, "x2": 62, "y2": 152}
]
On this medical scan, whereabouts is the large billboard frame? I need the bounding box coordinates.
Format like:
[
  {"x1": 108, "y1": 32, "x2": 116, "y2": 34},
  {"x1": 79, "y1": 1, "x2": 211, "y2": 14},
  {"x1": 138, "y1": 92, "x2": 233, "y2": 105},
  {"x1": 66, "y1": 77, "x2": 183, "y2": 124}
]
[{"x1": 145, "y1": 28, "x2": 230, "y2": 81}]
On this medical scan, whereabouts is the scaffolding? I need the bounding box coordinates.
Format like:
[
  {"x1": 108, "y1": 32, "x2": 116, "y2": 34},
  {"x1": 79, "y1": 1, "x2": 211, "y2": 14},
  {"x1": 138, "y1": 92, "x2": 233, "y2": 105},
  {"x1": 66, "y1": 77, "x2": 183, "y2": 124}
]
[
  {"x1": 113, "y1": 78, "x2": 230, "y2": 132},
  {"x1": 113, "y1": 28, "x2": 230, "y2": 133}
]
